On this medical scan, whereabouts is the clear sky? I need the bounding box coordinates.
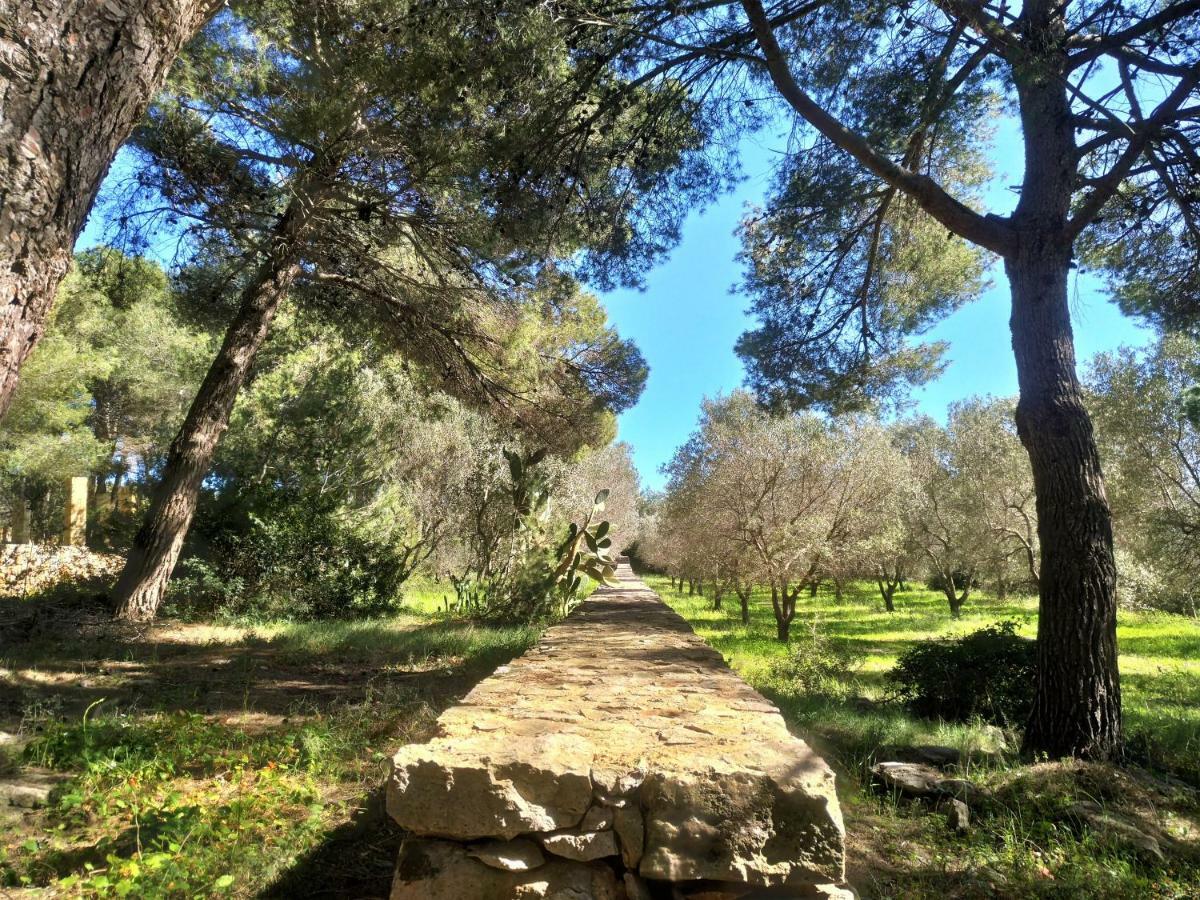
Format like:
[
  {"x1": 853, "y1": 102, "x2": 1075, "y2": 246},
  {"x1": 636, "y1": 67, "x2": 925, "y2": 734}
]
[{"x1": 602, "y1": 122, "x2": 1155, "y2": 492}]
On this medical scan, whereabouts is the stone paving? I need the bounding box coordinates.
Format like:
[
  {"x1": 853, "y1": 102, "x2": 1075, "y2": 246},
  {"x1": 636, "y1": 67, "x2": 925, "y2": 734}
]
[{"x1": 387, "y1": 563, "x2": 846, "y2": 898}]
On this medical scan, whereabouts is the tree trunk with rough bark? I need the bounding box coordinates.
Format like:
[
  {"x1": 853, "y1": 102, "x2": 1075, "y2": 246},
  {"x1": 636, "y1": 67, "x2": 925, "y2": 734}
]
[
  {"x1": 770, "y1": 580, "x2": 796, "y2": 642},
  {"x1": 111, "y1": 196, "x2": 314, "y2": 622},
  {"x1": 1009, "y1": 245, "x2": 1122, "y2": 758},
  {"x1": 0, "y1": 0, "x2": 216, "y2": 418},
  {"x1": 1007, "y1": 42, "x2": 1122, "y2": 760}
]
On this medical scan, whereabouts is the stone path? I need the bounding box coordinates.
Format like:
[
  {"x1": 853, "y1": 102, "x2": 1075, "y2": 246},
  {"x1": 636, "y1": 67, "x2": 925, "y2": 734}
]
[{"x1": 387, "y1": 563, "x2": 846, "y2": 898}]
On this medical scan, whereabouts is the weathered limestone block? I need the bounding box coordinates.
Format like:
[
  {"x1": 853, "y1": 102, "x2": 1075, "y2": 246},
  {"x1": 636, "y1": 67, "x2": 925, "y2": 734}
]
[
  {"x1": 386, "y1": 752, "x2": 593, "y2": 839},
  {"x1": 387, "y1": 563, "x2": 845, "y2": 894},
  {"x1": 639, "y1": 765, "x2": 844, "y2": 885},
  {"x1": 391, "y1": 839, "x2": 620, "y2": 900},
  {"x1": 613, "y1": 804, "x2": 644, "y2": 868},
  {"x1": 541, "y1": 828, "x2": 619, "y2": 861},
  {"x1": 580, "y1": 805, "x2": 614, "y2": 832},
  {"x1": 467, "y1": 838, "x2": 546, "y2": 872}
]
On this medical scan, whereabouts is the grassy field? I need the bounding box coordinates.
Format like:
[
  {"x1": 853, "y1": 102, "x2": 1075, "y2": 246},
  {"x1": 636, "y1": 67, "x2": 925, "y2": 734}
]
[
  {"x1": 0, "y1": 580, "x2": 540, "y2": 897},
  {"x1": 647, "y1": 574, "x2": 1200, "y2": 899},
  {"x1": 3, "y1": 573, "x2": 1197, "y2": 897}
]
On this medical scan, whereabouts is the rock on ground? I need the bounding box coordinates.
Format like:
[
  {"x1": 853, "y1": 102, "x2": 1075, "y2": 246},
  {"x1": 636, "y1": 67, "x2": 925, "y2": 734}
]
[
  {"x1": 387, "y1": 562, "x2": 845, "y2": 894},
  {"x1": 1067, "y1": 801, "x2": 1165, "y2": 863},
  {"x1": 871, "y1": 762, "x2": 986, "y2": 804}
]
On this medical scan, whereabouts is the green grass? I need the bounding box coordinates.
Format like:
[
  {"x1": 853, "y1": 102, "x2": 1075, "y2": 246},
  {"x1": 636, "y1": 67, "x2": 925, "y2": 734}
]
[
  {"x1": 646, "y1": 574, "x2": 1200, "y2": 899},
  {"x1": 0, "y1": 598, "x2": 540, "y2": 898}
]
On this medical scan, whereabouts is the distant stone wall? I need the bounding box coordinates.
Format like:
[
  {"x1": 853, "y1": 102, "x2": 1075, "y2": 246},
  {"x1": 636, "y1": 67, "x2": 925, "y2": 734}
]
[
  {"x1": 0, "y1": 544, "x2": 122, "y2": 597},
  {"x1": 386, "y1": 563, "x2": 848, "y2": 899}
]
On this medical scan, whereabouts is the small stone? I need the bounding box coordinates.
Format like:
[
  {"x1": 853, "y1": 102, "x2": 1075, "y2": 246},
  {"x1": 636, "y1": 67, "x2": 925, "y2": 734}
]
[
  {"x1": 613, "y1": 804, "x2": 645, "y2": 868},
  {"x1": 871, "y1": 762, "x2": 942, "y2": 799},
  {"x1": 581, "y1": 805, "x2": 614, "y2": 831},
  {"x1": 945, "y1": 798, "x2": 970, "y2": 833},
  {"x1": 541, "y1": 828, "x2": 619, "y2": 861},
  {"x1": 937, "y1": 778, "x2": 987, "y2": 803},
  {"x1": 465, "y1": 838, "x2": 545, "y2": 872},
  {"x1": 0, "y1": 782, "x2": 51, "y2": 809},
  {"x1": 592, "y1": 766, "x2": 645, "y2": 802},
  {"x1": 871, "y1": 762, "x2": 984, "y2": 804},
  {"x1": 623, "y1": 872, "x2": 654, "y2": 900}
]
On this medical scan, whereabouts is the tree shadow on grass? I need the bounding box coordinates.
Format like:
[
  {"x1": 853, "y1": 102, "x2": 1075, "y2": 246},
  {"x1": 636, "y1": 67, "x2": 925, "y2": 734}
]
[
  {"x1": 0, "y1": 588, "x2": 535, "y2": 732},
  {"x1": 258, "y1": 786, "x2": 401, "y2": 900}
]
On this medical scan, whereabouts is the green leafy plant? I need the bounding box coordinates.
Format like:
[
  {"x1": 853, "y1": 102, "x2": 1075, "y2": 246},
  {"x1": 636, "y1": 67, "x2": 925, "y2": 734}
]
[
  {"x1": 552, "y1": 489, "x2": 619, "y2": 615},
  {"x1": 887, "y1": 620, "x2": 1037, "y2": 727},
  {"x1": 768, "y1": 617, "x2": 863, "y2": 699}
]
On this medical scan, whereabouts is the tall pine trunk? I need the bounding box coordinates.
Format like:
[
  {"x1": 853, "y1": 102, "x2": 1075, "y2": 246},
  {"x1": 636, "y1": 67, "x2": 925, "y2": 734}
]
[
  {"x1": 1009, "y1": 247, "x2": 1121, "y2": 758},
  {"x1": 0, "y1": 0, "x2": 216, "y2": 418},
  {"x1": 1010, "y1": 46, "x2": 1121, "y2": 759},
  {"x1": 111, "y1": 197, "x2": 313, "y2": 621}
]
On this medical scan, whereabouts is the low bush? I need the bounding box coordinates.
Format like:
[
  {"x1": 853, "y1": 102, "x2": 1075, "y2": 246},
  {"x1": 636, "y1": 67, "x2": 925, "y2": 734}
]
[
  {"x1": 886, "y1": 620, "x2": 1036, "y2": 727},
  {"x1": 172, "y1": 497, "x2": 408, "y2": 621},
  {"x1": 768, "y1": 618, "x2": 863, "y2": 699},
  {"x1": 925, "y1": 570, "x2": 978, "y2": 594}
]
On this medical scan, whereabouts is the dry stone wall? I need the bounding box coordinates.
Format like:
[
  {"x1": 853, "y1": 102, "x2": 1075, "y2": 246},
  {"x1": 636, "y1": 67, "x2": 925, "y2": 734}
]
[{"x1": 387, "y1": 563, "x2": 848, "y2": 899}]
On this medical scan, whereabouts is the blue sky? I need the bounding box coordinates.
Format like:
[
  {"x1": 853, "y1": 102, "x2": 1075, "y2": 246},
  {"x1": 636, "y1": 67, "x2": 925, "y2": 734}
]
[{"x1": 603, "y1": 124, "x2": 1155, "y2": 492}]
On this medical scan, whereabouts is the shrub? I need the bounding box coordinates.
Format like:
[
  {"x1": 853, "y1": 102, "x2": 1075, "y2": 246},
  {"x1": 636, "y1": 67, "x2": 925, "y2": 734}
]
[
  {"x1": 172, "y1": 498, "x2": 407, "y2": 620},
  {"x1": 886, "y1": 620, "x2": 1036, "y2": 726},
  {"x1": 925, "y1": 570, "x2": 977, "y2": 594},
  {"x1": 768, "y1": 618, "x2": 863, "y2": 698},
  {"x1": 1114, "y1": 548, "x2": 1198, "y2": 616}
]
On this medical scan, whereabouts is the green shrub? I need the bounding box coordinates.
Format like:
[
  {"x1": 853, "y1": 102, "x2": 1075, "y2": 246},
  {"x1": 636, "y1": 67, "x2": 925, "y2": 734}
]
[
  {"x1": 768, "y1": 618, "x2": 863, "y2": 698},
  {"x1": 174, "y1": 497, "x2": 407, "y2": 620},
  {"x1": 925, "y1": 570, "x2": 977, "y2": 594},
  {"x1": 886, "y1": 620, "x2": 1036, "y2": 727}
]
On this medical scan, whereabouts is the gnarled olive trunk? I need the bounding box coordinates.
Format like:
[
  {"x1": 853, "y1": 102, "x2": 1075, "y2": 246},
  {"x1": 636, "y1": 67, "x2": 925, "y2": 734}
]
[
  {"x1": 736, "y1": 586, "x2": 751, "y2": 624},
  {"x1": 111, "y1": 198, "x2": 313, "y2": 621},
  {"x1": 878, "y1": 580, "x2": 896, "y2": 613},
  {"x1": 0, "y1": 0, "x2": 216, "y2": 418},
  {"x1": 770, "y1": 580, "x2": 796, "y2": 642}
]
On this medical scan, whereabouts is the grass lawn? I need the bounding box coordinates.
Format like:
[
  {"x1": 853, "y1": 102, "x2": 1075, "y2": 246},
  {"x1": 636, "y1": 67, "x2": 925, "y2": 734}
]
[
  {"x1": 0, "y1": 580, "x2": 539, "y2": 897},
  {"x1": 646, "y1": 574, "x2": 1200, "y2": 899}
]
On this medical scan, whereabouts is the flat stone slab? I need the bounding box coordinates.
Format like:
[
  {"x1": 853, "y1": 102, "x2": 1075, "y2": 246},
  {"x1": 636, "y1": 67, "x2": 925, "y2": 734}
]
[{"x1": 387, "y1": 564, "x2": 845, "y2": 890}]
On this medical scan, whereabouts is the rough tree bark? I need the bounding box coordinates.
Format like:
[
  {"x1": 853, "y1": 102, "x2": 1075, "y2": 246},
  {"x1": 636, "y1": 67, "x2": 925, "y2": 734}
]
[
  {"x1": 111, "y1": 194, "x2": 317, "y2": 621},
  {"x1": 0, "y1": 0, "x2": 218, "y2": 418},
  {"x1": 1007, "y1": 42, "x2": 1122, "y2": 760},
  {"x1": 770, "y1": 580, "x2": 797, "y2": 642},
  {"x1": 877, "y1": 578, "x2": 896, "y2": 613}
]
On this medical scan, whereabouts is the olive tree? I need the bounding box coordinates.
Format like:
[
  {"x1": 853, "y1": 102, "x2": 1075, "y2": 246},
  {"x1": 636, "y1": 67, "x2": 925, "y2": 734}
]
[{"x1": 1089, "y1": 335, "x2": 1200, "y2": 615}]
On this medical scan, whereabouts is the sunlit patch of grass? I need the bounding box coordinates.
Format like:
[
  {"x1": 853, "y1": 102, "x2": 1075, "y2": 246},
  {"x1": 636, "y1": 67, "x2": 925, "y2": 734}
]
[
  {"x1": 250, "y1": 616, "x2": 539, "y2": 669},
  {"x1": 0, "y1": 608, "x2": 540, "y2": 897},
  {"x1": 646, "y1": 572, "x2": 1200, "y2": 899}
]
